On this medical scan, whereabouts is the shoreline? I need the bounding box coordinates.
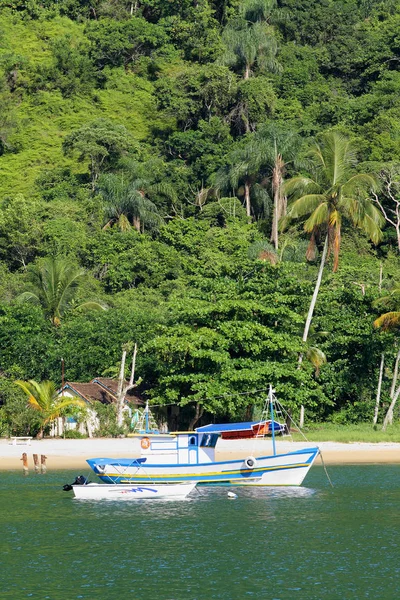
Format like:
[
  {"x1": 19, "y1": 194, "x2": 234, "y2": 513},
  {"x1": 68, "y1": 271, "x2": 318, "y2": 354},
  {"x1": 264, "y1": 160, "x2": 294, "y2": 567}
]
[{"x1": 0, "y1": 438, "x2": 399, "y2": 471}]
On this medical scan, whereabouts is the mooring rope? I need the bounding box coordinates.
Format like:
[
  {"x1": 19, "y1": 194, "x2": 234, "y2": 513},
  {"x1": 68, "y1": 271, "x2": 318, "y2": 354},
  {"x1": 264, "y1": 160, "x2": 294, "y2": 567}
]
[
  {"x1": 268, "y1": 398, "x2": 334, "y2": 488},
  {"x1": 319, "y1": 450, "x2": 334, "y2": 488}
]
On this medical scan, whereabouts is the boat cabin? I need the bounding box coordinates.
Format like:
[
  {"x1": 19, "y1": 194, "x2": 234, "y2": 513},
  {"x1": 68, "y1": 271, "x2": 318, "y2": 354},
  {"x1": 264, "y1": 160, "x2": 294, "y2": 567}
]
[{"x1": 134, "y1": 431, "x2": 220, "y2": 465}]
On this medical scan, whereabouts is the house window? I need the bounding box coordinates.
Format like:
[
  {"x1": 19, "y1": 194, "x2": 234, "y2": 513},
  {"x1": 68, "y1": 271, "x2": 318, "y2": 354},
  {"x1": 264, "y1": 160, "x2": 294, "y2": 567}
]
[{"x1": 189, "y1": 436, "x2": 197, "y2": 446}]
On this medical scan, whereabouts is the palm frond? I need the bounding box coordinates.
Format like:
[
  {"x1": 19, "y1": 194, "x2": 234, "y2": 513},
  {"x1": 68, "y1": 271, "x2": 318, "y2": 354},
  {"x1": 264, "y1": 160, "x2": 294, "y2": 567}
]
[
  {"x1": 303, "y1": 202, "x2": 329, "y2": 231},
  {"x1": 118, "y1": 213, "x2": 131, "y2": 232},
  {"x1": 323, "y1": 132, "x2": 356, "y2": 185},
  {"x1": 44, "y1": 397, "x2": 86, "y2": 424},
  {"x1": 342, "y1": 173, "x2": 377, "y2": 196},
  {"x1": 16, "y1": 291, "x2": 41, "y2": 305},
  {"x1": 306, "y1": 346, "x2": 327, "y2": 367},
  {"x1": 374, "y1": 312, "x2": 400, "y2": 330},
  {"x1": 288, "y1": 194, "x2": 326, "y2": 218},
  {"x1": 77, "y1": 301, "x2": 107, "y2": 313},
  {"x1": 306, "y1": 346, "x2": 327, "y2": 376},
  {"x1": 284, "y1": 176, "x2": 320, "y2": 199},
  {"x1": 373, "y1": 294, "x2": 395, "y2": 310}
]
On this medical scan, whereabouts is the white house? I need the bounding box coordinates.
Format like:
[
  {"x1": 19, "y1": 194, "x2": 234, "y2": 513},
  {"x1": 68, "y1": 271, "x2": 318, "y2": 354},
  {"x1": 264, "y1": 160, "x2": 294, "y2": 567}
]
[{"x1": 52, "y1": 377, "x2": 144, "y2": 437}]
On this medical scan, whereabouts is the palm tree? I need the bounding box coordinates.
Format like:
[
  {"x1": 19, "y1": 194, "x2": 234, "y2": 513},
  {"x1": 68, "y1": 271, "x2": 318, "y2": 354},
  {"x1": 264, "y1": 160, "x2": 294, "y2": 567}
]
[
  {"x1": 304, "y1": 328, "x2": 328, "y2": 377},
  {"x1": 284, "y1": 132, "x2": 384, "y2": 350},
  {"x1": 220, "y1": 0, "x2": 280, "y2": 132},
  {"x1": 255, "y1": 123, "x2": 302, "y2": 249},
  {"x1": 213, "y1": 137, "x2": 270, "y2": 219},
  {"x1": 17, "y1": 257, "x2": 105, "y2": 326},
  {"x1": 220, "y1": 0, "x2": 280, "y2": 80},
  {"x1": 373, "y1": 286, "x2": 400, "y2": 330},
  {"x1": 373, "y1": 286, "x2": 400, "y2": 430},
  {"x1": 97, "y1": 170, "x2": 175, "y2": 233},
  {"x1": 15, "y1": 380, "x2": 85, "y2": 438}
]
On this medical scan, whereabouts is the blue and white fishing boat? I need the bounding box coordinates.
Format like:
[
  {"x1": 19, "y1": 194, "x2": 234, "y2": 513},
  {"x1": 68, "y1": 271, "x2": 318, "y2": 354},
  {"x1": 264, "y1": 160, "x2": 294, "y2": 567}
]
[{"x1": 86, "y1": 388, "x2": 319, "y2": 486}]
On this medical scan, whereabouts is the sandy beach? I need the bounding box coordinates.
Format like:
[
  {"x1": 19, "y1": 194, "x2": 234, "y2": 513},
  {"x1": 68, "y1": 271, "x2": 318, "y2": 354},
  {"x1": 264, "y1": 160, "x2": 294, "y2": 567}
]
[{"x1": 0, "y1": 437, "x2": 399, "y2": 471}]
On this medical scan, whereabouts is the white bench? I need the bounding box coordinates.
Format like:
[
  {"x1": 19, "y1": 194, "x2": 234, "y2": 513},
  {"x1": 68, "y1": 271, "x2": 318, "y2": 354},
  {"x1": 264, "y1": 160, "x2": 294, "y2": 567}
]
[{"x1": 10, "y1": 436, "x2": 33, "y2": 446}]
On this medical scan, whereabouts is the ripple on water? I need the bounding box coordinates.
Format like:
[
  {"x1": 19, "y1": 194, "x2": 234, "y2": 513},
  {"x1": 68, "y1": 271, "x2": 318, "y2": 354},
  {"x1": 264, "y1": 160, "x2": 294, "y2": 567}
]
[{"x1": 0, "y1": 465, "x2": 399, "y2": 599}]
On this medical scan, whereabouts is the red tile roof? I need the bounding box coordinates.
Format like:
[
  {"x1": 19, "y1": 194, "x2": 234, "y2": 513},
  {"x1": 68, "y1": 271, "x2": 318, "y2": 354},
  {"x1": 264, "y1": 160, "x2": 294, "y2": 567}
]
[{"x1": 60, "y1": 379, "x2": 144, "y2": 406}]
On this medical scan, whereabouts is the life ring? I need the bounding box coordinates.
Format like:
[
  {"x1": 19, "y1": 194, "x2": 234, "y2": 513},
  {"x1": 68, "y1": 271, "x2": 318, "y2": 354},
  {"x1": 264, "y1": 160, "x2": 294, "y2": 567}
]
[
  {"x1": 141, "y1": 437, "x2": 151, "y2": 450},
  {"x1": 244, "y1": 456, "x2": 257, "y2": 469}
]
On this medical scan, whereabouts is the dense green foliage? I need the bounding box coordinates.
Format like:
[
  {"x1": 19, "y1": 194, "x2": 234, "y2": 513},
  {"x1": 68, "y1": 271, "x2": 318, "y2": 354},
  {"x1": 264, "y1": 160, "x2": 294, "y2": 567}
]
[{"x1": 1, "y1": 0, "x2": 400, "y2": 433}]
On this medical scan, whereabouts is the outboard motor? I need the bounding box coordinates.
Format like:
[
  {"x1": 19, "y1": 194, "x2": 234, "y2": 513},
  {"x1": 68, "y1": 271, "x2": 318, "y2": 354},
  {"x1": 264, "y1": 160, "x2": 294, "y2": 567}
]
[{"x1": 62, "y1": 475, "x2": 89, "y2": 491}]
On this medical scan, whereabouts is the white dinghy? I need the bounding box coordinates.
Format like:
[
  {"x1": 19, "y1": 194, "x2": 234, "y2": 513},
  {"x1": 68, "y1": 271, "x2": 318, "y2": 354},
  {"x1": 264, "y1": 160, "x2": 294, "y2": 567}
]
[{"x1": 72, "y1": 481, "x2": 197, "y2": 500}]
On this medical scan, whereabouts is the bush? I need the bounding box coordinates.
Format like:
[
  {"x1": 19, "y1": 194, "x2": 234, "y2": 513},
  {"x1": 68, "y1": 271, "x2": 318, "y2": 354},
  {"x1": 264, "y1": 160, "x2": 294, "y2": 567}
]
[
  {"x1": 92, "y1": 401, "x2": 125, "y2": 438},
  {"x1": 63, "y1": 429, "x2": 87, "y2": 439}
]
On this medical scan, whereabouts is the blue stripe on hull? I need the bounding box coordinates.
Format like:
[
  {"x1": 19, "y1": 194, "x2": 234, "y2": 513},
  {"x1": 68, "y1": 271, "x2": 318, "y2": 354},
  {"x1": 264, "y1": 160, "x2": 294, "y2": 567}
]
[
  {"x1": 96, "y1": 461, "x2": 315, "y2": 484},
  {"x1": 87, "y1": 447, "x2": 317, "y2": 470},
  {"x1": 88, "y1": 448, "x2": 319, "y2": 485}
]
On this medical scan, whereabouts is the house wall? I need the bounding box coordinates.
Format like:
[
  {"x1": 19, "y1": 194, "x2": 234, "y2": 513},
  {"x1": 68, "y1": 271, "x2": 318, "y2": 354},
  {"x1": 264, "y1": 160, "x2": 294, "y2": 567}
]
[{"x1": 50, "y1": 390, "x2": 97, "y2": 438}]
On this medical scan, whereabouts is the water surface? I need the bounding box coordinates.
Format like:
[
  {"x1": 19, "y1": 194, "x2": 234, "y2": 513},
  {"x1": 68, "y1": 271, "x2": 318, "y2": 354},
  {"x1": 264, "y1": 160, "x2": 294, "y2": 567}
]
[{"x1": 1, "y1": 465, "x2": 399, "y2": 599}]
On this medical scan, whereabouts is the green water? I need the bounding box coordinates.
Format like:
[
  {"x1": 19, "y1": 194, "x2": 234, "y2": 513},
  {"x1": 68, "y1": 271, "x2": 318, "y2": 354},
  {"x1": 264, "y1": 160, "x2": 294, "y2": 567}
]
[{"x1": 1, "y1": 465, "x2": 399, "y2": 600}]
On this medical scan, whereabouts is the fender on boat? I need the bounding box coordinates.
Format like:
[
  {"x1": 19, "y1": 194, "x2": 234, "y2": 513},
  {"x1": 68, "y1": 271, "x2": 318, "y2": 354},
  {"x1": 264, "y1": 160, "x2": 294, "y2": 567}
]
[{"x1": 244, "y1": 456, "x2": 257, "y2": 469}]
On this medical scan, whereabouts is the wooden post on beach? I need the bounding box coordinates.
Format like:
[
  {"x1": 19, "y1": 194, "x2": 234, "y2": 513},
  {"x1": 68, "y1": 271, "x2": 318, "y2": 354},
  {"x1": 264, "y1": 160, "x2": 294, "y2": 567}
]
[
  {"x1": 41, "y1": 455, "x2": 47, "y2": 474},
  {"x1": 33, "y1": 453, "x2": 40, "y2": 473},
  {"x1": 21, "y1": 452, "x2": 29, "y2": 475}
]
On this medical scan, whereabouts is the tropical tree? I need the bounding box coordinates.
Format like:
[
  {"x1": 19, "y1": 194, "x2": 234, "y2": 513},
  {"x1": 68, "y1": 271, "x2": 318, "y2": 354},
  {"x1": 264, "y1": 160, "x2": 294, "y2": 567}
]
[
  {"x1": 373, "y1": 286, "x2": 400, "y2": 430},
  {"x1": 15, "y1": 380, "x2": 85, "y2": 438},
  {"x1": 284, "y1": 132, "x2": 384, "y2": 351},
  {"x1": 371, "y1": 166, "x2": 400, "y2": 252},
  {"x1": 96, "y1": 173, "x2": 165, "y2": 233},
  {"x1": 17, "y1": 257, "x2": 106, "y2": 326},
  {"x1": 213, "y1": 137, "x2": 270, "y2": 218},
  {"x1": 220, "y1": 0, "x2": 280, "y2": 132},
  {"x1": 374, "y1": 285, "x2": 400, "y2": 331},
  {"x1": 220, "y1": 0, "x2": 280, "y2": 80},
  {"x1": 254, "y1": 123, "x2": 302, "y2": 249},
  {"x1": 62, "y1": 119, "x2": 135, "y2": 189}
]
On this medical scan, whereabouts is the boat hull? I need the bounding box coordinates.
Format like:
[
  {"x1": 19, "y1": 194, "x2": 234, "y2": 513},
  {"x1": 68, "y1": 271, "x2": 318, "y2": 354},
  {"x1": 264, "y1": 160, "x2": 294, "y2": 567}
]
[
  {"x1": 87, "y1": 447, "x2": 319, "y2": 487},
  {"x1": 72, "y1": 482, "x2": 196, "y2": 500}
]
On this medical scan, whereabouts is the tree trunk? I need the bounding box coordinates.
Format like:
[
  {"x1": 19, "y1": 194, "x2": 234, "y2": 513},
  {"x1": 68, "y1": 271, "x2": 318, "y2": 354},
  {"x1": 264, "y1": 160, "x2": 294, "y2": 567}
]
[
  {"x1": 385, "y1": 349, "x2": 400, "y2": 427},
  {"x1": 396, "y1": 224, "x2": 400, "y2": 252},
  {"x1": 297, "y1": 235, "x2": 329, "y2": 420},
  {"x1": 244, "y1": 63, "x2": 250, "y2": 80},
  {"x1": 116, "y1": 344, "x2": 138, "y2": 429},
  {"x1": 271, "y1": 168, "x2": 280, "y2": 250},
  {"x1": 389, "y1": 349, "x2": 400, "y2": 400},
  {"x1": 133, "y1": 216, "x2": 141, "y2": 232},
  {"x1": 270, "y1": 156, "x2": 284, "y2": 250},
  {"x1": 299, "y1": 235, "x2": 329, "y2": 363},
  {"x1": 90, "y1": 157, "x2": 98, "y2": 191},
  {"x1": 382, "y1": 384, "x2": 400, "y2": 431},
  {"x1": 116, "y1": 350, "x2": 127, "y2": 428},
  {"x1": 188, "y1": 402, "x2": 204, "y2": 431},
  {"x1": 373, "y1": 353, "x2": 385, "y2": 426},
  {"x1": 333, "y1": 224, "x2": 341, "y2": 272},
  {"x1": 299, "y1": 405, "x2": 304, "y2": 428},
  {"x1": 244, "y1": 180, "x2": 251, "y2": 218}
]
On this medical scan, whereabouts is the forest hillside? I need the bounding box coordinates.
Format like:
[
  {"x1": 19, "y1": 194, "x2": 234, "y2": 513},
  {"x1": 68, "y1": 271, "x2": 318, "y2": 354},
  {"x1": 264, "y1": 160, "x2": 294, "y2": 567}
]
[{"x1": 1, "y1": 0, "x2": 400, "y2": 433}]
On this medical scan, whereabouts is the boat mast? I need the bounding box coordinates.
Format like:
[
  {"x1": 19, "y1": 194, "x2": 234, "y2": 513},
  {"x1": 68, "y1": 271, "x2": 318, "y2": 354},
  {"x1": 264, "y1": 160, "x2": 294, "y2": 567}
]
[
  {"x1": 269, "y1": 386, "x2": 276, "y2": 456},
  {"x1": 145, "y1": 400, "x2": 149, "y2": 433}
]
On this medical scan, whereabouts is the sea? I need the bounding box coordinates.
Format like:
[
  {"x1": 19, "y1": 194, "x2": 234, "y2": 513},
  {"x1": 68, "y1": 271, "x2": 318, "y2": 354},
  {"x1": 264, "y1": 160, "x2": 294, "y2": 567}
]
[{"x1": 1, "y1": 465, "x2": 399, "y2": 600}]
